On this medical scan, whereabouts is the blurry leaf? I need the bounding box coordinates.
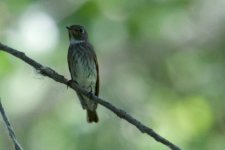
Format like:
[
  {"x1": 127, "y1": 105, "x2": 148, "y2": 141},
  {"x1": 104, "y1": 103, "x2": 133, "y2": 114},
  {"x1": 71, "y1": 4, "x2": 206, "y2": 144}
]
[
  {"x1": 27, "y1": 116, "x2": 74, "y2": 150},
  {"x1": 175, "y1": 96, "x2": 213, "y2": 136},
  {"x1": 167, "y1": 49, "x2": 225, "y2": 97},
  {"x1": 157, "y1": 96, "x2": 213, "y2": 143},
  {"x1": 0, "y1": 53, "x2": 14, "y2": 77},
  {"x1": 3, "y1": 0, "x2": 31, "y2": 13}
]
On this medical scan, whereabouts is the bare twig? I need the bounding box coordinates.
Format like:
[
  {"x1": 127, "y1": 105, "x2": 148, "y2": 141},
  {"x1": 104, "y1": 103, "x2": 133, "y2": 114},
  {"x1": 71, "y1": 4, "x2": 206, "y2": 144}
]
[
  {"x1": 0, "y1": 99, "x2": 23, "y2": 150},
  {"x1": 0, "y1": 42, "x2": 181, "y2": 150}
]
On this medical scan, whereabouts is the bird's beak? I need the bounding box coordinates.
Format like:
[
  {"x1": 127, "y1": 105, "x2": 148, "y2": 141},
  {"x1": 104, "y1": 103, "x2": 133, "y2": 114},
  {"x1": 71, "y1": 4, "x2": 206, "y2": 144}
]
[{"x1": 66, "y1": 26, "x2": 71, "y2": 30}]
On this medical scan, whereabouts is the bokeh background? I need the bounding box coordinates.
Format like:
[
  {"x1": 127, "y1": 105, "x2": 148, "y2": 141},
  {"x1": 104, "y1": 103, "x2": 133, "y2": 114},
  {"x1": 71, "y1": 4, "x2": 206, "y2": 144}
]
[{"x1": 0, "y1": 0, "x2": 225, "y2": 150}]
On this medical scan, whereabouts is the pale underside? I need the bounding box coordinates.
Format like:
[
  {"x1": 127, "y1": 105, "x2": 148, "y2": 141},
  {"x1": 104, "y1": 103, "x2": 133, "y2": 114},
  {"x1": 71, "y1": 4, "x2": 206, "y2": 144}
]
[{"x1": 69, "y1": 39, "x2": 97, "y2": 111}]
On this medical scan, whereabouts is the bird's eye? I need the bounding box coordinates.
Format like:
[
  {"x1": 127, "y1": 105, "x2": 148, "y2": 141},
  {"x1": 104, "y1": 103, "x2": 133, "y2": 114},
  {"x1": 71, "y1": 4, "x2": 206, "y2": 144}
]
[{"x1": 79, "y1": 28, "x2": 84, "y2": 33}]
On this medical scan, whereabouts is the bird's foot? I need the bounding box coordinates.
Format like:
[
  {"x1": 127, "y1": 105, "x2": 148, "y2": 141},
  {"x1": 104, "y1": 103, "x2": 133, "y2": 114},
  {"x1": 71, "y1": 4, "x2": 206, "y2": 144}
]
[
  {"x1": 88, "y1": 89, "x2": 94, "y2": 99},
  {"x1": 66, "y1": 80, "x2": 73, "y2": 89}
]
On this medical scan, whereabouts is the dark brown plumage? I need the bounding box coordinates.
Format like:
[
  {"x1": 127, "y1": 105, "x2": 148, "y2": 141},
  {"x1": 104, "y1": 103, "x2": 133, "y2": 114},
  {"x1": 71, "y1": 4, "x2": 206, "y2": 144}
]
[{"x1": 67, "y1": 25, "x2": 99, "y2": 123}]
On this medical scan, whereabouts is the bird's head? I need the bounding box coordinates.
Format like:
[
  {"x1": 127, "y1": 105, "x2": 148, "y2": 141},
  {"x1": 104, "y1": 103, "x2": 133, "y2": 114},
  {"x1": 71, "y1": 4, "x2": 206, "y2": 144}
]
[{"x1": 66, "y1": 25, "x2": 88, "y2": 43}]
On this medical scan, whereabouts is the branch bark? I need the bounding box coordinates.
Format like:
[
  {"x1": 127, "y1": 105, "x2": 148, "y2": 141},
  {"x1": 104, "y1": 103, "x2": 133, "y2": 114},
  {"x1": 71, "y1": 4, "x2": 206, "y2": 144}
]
[
  {"x1": 0, "y1": 42, "x2": 181, "y2": 150},
  {"x1": 0, "y1": 99, "x2": 23, "y2": 150}
]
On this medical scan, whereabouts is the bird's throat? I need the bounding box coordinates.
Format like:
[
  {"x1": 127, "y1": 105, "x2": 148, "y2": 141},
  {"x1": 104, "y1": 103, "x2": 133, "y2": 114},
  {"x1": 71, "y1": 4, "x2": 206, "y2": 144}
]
[{"x1": 70, "y1": 39, "x2": 85, "y2": 45}]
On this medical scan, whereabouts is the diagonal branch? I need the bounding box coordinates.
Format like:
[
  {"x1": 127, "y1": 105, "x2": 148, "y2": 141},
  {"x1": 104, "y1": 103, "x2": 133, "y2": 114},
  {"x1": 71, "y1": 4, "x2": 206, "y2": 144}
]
[
  {"x1": 0, "y1": 42, "x2": 181, "y2": 150},
  {"x1": 0, "y1": 99, "x2": 23, "y2": 150}
]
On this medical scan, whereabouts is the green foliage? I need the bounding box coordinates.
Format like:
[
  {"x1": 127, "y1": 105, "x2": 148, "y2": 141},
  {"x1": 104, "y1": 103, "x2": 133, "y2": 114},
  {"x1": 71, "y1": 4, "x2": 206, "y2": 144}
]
[
  {"x1": 0, "y1": 0, "x2": 225, "y2": 150},
  {"x1": 0, "y1": 53, "x2": 14, "y2": 77}
]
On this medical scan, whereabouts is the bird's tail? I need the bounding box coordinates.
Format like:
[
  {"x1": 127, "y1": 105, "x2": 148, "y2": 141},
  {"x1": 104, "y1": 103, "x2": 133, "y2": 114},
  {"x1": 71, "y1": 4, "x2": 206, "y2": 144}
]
[{"x1": 87, "y1": 110, "x2": 99, "y2": 123}]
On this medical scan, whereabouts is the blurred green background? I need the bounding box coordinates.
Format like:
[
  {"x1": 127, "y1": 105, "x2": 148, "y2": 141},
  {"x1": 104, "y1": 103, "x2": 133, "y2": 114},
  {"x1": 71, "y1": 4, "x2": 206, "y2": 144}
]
[{"x1": 0, "y1": 0, "x2": 225, "y2": 150}]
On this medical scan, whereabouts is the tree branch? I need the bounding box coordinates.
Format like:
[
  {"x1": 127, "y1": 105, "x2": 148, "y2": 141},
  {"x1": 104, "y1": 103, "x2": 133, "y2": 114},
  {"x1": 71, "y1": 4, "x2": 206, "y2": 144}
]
[
  {"x1": 0, "y1": 99, "x2": 23, "y2": 150},
  {"x1": 0, "y1": 42, "x2": 181, "y2": 150}
]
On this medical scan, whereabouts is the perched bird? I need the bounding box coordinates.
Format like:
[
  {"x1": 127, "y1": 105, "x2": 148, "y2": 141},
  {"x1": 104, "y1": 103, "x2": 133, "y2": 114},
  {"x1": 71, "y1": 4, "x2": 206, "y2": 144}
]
[{"x1": 67, "y1": 25, "x2": 99, "y2": 123}]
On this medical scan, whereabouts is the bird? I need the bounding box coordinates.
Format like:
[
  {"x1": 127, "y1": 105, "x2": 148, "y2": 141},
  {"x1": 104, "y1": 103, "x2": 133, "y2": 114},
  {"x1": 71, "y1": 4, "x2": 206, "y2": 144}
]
[{"x1": 66, "y1": 25, "x2": 99, "y2": 123}]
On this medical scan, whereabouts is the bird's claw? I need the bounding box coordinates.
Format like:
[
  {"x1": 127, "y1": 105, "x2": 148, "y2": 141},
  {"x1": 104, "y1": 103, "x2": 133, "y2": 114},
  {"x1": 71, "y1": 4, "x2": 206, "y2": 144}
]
[
  {"x1": 66, "y1": 80, "x2": 73, "y2": 89},
  {"x1": 88, "y1": 90, "x2": 94, "y2": 98}
]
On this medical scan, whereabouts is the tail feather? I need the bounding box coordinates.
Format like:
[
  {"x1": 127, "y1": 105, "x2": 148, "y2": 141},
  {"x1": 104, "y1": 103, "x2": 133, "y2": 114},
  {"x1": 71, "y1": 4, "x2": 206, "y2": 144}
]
[{"x1": 87, "y1": 110, "x2": 99, "y2": 123}]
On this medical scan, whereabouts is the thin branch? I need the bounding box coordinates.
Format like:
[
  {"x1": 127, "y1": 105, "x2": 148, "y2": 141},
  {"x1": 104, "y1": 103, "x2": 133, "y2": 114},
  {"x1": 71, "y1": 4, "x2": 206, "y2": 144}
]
[
  {"x1": 0, "y1": 99, "x2": 23, "y2": 150},
  {"x1": 0, "y1": 42, "x2": 181, "y2": 150}
]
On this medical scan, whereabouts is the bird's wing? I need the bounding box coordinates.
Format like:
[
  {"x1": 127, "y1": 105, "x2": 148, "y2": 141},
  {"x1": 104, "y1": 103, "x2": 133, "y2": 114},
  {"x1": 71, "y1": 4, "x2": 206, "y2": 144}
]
[
  {"x1": 86, "y1": 43, "x2": 99, "y2": 96},
  {"x1": 94, "y1": 54, "x2": 99, "y2": 96},
  {"x1": 67, "y1": 45, "x2": 74, "y2": 78}
]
